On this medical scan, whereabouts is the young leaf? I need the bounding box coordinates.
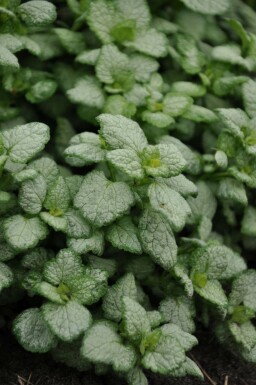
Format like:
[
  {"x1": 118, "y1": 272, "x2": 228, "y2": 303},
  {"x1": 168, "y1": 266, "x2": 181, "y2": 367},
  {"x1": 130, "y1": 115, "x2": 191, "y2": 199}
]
[
  {"x1": 160, "y1": 296, "x2": 195, "y2": 333},
  {"x1": 17, "y1": 1, "x2": 57, "y2": 27},
  {"x1": 19, "y1": 175, "x2": 47, "y2": 215},
  {"x1": 68, "y1": 231, "x2": 104, "y2": 256},
  {"x1": 67, "y1": 77, "x2": 105, "y2": 109},
  {"x1": 122, "y1": 297, "x2": 151, "y2": 343},
  {"x1": 106, "y1": 149, "x2": 145, "y2": 179}
]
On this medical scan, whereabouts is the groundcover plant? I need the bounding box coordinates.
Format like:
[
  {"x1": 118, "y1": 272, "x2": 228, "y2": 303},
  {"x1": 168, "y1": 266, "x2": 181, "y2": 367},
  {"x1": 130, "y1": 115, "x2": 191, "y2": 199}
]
[{"x1": 1, "y1": 0, "x2": 256, "y2": 383}]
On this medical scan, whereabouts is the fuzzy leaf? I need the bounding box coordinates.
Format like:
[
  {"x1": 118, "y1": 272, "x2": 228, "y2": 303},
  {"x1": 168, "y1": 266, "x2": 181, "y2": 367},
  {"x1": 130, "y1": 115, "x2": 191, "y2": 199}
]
[
  {"x1": 106, "y1": 149, "x2": 144, "y2": 179},
  {"x1": 160, "y1": 296, "x2": 195, "y2": 333},
  {"x1": 17, "y1": 0, "x2": 57, "y2": 26},
  {"x1": 122, "y1": 297, "x2": 151, "y2": 343},
  {"x1": 19, "y1": 175, "x2": 47, "y2": 215},
  {"x1": 67, "y1": 77, "x2": 105, "y2": 109},
  {"x1": 179, "y1": 0, "x2": 230, "y2": 15}
]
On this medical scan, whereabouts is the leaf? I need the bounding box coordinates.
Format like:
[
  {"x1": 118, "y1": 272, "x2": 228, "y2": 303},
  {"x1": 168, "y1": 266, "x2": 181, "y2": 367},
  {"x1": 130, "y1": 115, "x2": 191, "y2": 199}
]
[
  {"x1": 243, "y1": 80, "x2": 256, "y2": 118},
  {"x1": 0, "y1": 262, "x2": 13, "y2": 293},
  {"x1": 17, "y1": 0, "x2": 57, "y2": 26},
  {"x1": 54, "y1": 28, "x2": 86, "y2": 55},
  {"x1": 142, "y1": 111, "x2": 174, "y2": 128},
  {"x1": 148, "y1": 181, "x2": 191, "y2": 232},
  {"x1": 229, "y1": 321, "x2": 256, "y2": 351},
  {"x1": 194, "y1": 280, "x2": 228, "y2": 311},
  {"x1": 141, "y1": 144, "x2": 186, "y2": 178},
  {"x1": 187, "y1": 181, "x2": 217, "y2": 221},
  {"x1": 139, "y1": 209, "x2": 177, "y2": 270},
  {"x1": 169, "y1": 357, "x2": 203, "y2": 378},
  {"x1": 22, "y1": 247, "x2": 50, "y2": 271},
  {"x1": 102, "y1": 273, "x2": 138, "y2": 322},
  {"x1": 43, "y1": 249, "x2": 83, "y2": 286},
  {"x1": 130, "y1": 54, "x2": 159, "y2": 83},
  {"x1": 229, "y1": 270, "x2": 256, "y2": 311},
  {"x1": 97, "y1": 113, "x2": 148, "y2": 152},
  {"x1": 170, "y1": 81, "x2": 206, "y2": 97},
  {"x1": 67, "y1": 77, "x2": 105, "y2": 109},
  {"x1": 163, "y1": 93, "x2": 193, "y2": 117},
  {"x1": 68, "y1": 231, "x2": 104, "y2": 256},
  {"x1": 114, "y1": 0, "x2": 151, "y2": 29},
  {"x1": 35, "y1": 281, "x2": 64, "y2": 304},
  {"x1": 127, "y1": 367, "x2": 148, "y2": 385},
  {"x1": 216, "y1": 108, "x2": 250, "y2": 138},
  {"x1": 26, "y1": 79, "x2": 57, "y2": 104},
  {"x1": 42, "y1": 301, "x2": 92, "y2": 342},
  {"x1": 82, "y1": 321, "x2": 137, "y2": 372},
  {"x1": 142, "y1": 333, "x2": 185, "y2": 374},
  {"x1": 76, "y1": 49, "x2": 101, "y2": 65},
  {"x1": 44, "y1": 176, "x2": 70, "y2": 214},
  {"x1": 175, "y1": 34, "x2": 205, "y2": 75},
  {"x1": 158, "y1": 175, "x2": 197, "y2": 197},
  {"x1": 64, "y1": 132, "x2": 105, "y2": 167},
  {"x1": 66, "y1": 272, "x2": 108, "y2": 305},
  {"x1": 28, "y1": 157, "x2": 59, "y2": 187},
  {"x1": 160, "y1": 296, "x2": 195, "y2": 333},
  {"x1": 74, "y1": 170, "x2": 135, "y2": 227},
  {"x1": 218, "y1": 178, "x2": 247, "y2": 206},
  {"x1": 13, "y1": 308, "x2": 57, "y2": 353},
  {"x1": 3, "y1": 215, "x2": 48, "y2": 252},
  {"x1": 106, "y1": 216, "x2": 142, "y2": 254},
  {"x1": 40, "y1": 212, "x2": 67, "y2": 232},
  {"x1": 86, "y1": 0, "x2": 119, "y2": 44},
  {"x1": 183, "y1": 105, "x2": 218, "y2": 123},
  {"x1": 122, "y1": 297, "x2": 151, "y2": 343},
  {"x1": 0, "y1": 46, "x2": 19, "y2": 71},
  {"x1": 125, "y1": 28, "x2": 168, "y2": 58},
  {"x1": 65, "y1": 210, "x2": 91, "y2": 239},
  {"x1": 19, "y1": 175, "x2": 47, "y2": 215},
  {"x1": 106, "y1": 149, "x2": 144, "y2": 179},
  {"x1": 179, "y1": 0, "x2": 230, "y2": 15},
  {"x1": 242, "y1": 206, "x2": 256, "y2": 236},
  {"x1": 2, "y1": 122, "x2": 50, "y2": 163},
  {"x1": 160, "y1": 323, "x2": 198, "y2": 350},
  {"x1": 96, "y1": 45, "x2": 133, "y2": 90}
]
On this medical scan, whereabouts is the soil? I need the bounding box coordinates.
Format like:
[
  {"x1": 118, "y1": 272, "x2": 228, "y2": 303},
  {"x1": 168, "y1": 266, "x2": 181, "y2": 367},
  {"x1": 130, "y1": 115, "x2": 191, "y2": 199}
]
[{"x1": 0, "y1": 328, "x2": 255, "y2": 385}]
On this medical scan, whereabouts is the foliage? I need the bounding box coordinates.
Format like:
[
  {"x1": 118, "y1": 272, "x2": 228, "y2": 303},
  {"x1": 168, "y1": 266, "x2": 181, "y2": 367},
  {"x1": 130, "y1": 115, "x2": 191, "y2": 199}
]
[{"x1": 0, "y1": 0, "x2": 256, "y2": 383}]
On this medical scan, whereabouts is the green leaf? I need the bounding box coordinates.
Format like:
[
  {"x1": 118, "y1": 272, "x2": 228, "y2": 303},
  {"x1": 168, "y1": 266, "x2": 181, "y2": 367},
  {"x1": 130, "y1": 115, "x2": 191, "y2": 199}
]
[
  {"x1": 107, "y1": 149, "x2": 145, "y2": 179},
  {"x1": 139, "y1": 209, "x2": 177, "y2": 270},
  {"x1": 67, "y1": 77, "x2": 105, "y2": 109},
  {"x1": 127, "y1": 367, "x2": 148, "y2": 385},
  {"x1": 44, "y1": 176, "x2": 70, "y2": 215},
  {"x1": 106, "y1": 216, "x2": 142, "y2": 254},
  {"x1": 13, "y1": 308, "x2": 57, "y2": 353},
  {"x1": 229, "y1": 321, "x2": 256, "y2": 351},
  {"x1": 3, "y1": 215, "x2": 48, "y2": 252},
  {"x1": 40, "y1": 212, "x2": 67, "y2": 232},
  {"x1": 142, "y1": 333, "x2": 185, "y2": 374},
  {"x1": 2, "y1": 122, "x2": 50, "y2": 163},
  {"x1": 74, "y1": 170, "x2": 135, "y2": 227},
  {"x1": 130, "y1": 54, "x2": 159, "y2": 83},
  {"x1": 243, "y1": 80, "x2": 256, "y2": 118},
  {"x1": 22, "y1": 247, "x2": 50, "y2": 271},
  {"x1": 160, "y1": 296, "x2": 195, "y2": 333},
  {"x1": 218, "y1": 178, "x2": 247, "y2": 206},
  {"x1": 242, "y1": 206, "x2": 256, "y2": 236},
  {"x1": 0, "y1": 46, "x2": 19, "y2": 71},
  {"x1": 35, "y1": 281, "x2": 64, "y2": 304},
  {"x1": 114, "y1": 0, "x2": 151, "y2": 29},
  {"x1": 64, "y1": 132, "x2": 106, "y2": 167},
  {"x1": 175, "y1": 34, "x2": 205, "y2": 75},
  {"x1": 87, "y1": 255, "x2": 117, "y2": 278},
  {"x1": 0, "y1": 262, "x2": 13, "y2": 293},
  {"x1": 19, "y1": 175, "x2": 47, "y2": 215},
  {"x1": 76, "y1": 49, "x2": 101, "y2": 65},
  {"x1": 54, "y1": 28, "x2": 86, "y2": 55},
  {"x1": 43, "y1": 249, "x2": 83, "y2": 286},
  {"x1": 81, "y1": 321, "x2": 136, "y2": 372},
  {"x1": 125, "y1": 28, "x2": 168, "y2": 58},
  {"x1": 42, "y1": 301, "x2": 92, "y2": 342},
  {"x1": 141, "y1": 144, "x2": 186, "y2": 178},
  {"x1": 66, "y1": 272, "x2": 108, "y2": 305},
  {"x1": 183, "y1": 105, "x2": 218, "y2": 123},
  {"x1": 68, "y1": 231, "x2": 104, "y2": 256},
  {"x1": 65, "y1": 210, "x2": 91, "y2": 239},
  {"x1": 194, "y1": 280, "x2": 228, "y2": 311},
  {"x1": 187, "y1": 181, "x2": 217, "y2": 221},
  {"x1": 179, "y1": 0, "x2": 230, "y2": 15},
  {"x1": 28, "y1": 157, "x2": 59, "y2": 187},
  {"x1": 104, "y1": 95, "x2": 136, "y2": 118},
  {"x1": 160, "y1": 323, "x2": 198, "y2": 350},
  {"x1": 97, "y1": 113, "x2": 148, "y2": 152},
  {"x1": 102, "y1": 273, "x2": 137, "y2": 322},
  {"x1": 148, "y1": 181, "x2": 191, "y2": 232},
  {"x1": 169, "y1": 357, "x2": 203, "y2": 378},
  {"x1": 26, "y1": 79, "x2": 57, "y2": 104},
  {"x1": 122, "y1": 297, "x2": 151, "y2": 343},
  {"x1": 96, "y1": 45, "x2": 133, "y2": 91},
  {"x1": 229, "y1": 270, "x2": 256, "y2": 311},
  {"x1": 86, "y1": 0, "x2": 119, "y2": 44},
  {"x1": 142, "y1": 111, "x2": 174, "y2": 128},
  {"x1": 170, "y1": 81, "x2": 206, "y2": 97},
  {"x1": 17, "y1": 0, "x2": 57, "y2": 26},
  {"x1": 216, "y1": 108, "x2": 250, "y2": 138},
  {"x1": 163, "y1": 93, "x2": 193, "y2": 117},
  {"x1": 158, "y1": 175, "x2": 197, "y2": 198}
]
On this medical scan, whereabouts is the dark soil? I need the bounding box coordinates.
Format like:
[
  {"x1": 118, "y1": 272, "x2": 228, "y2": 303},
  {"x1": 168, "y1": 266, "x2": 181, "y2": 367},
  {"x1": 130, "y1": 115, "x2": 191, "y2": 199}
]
[{"x1": 0, "y1": 328, "x2": 255, "y2": 385}]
